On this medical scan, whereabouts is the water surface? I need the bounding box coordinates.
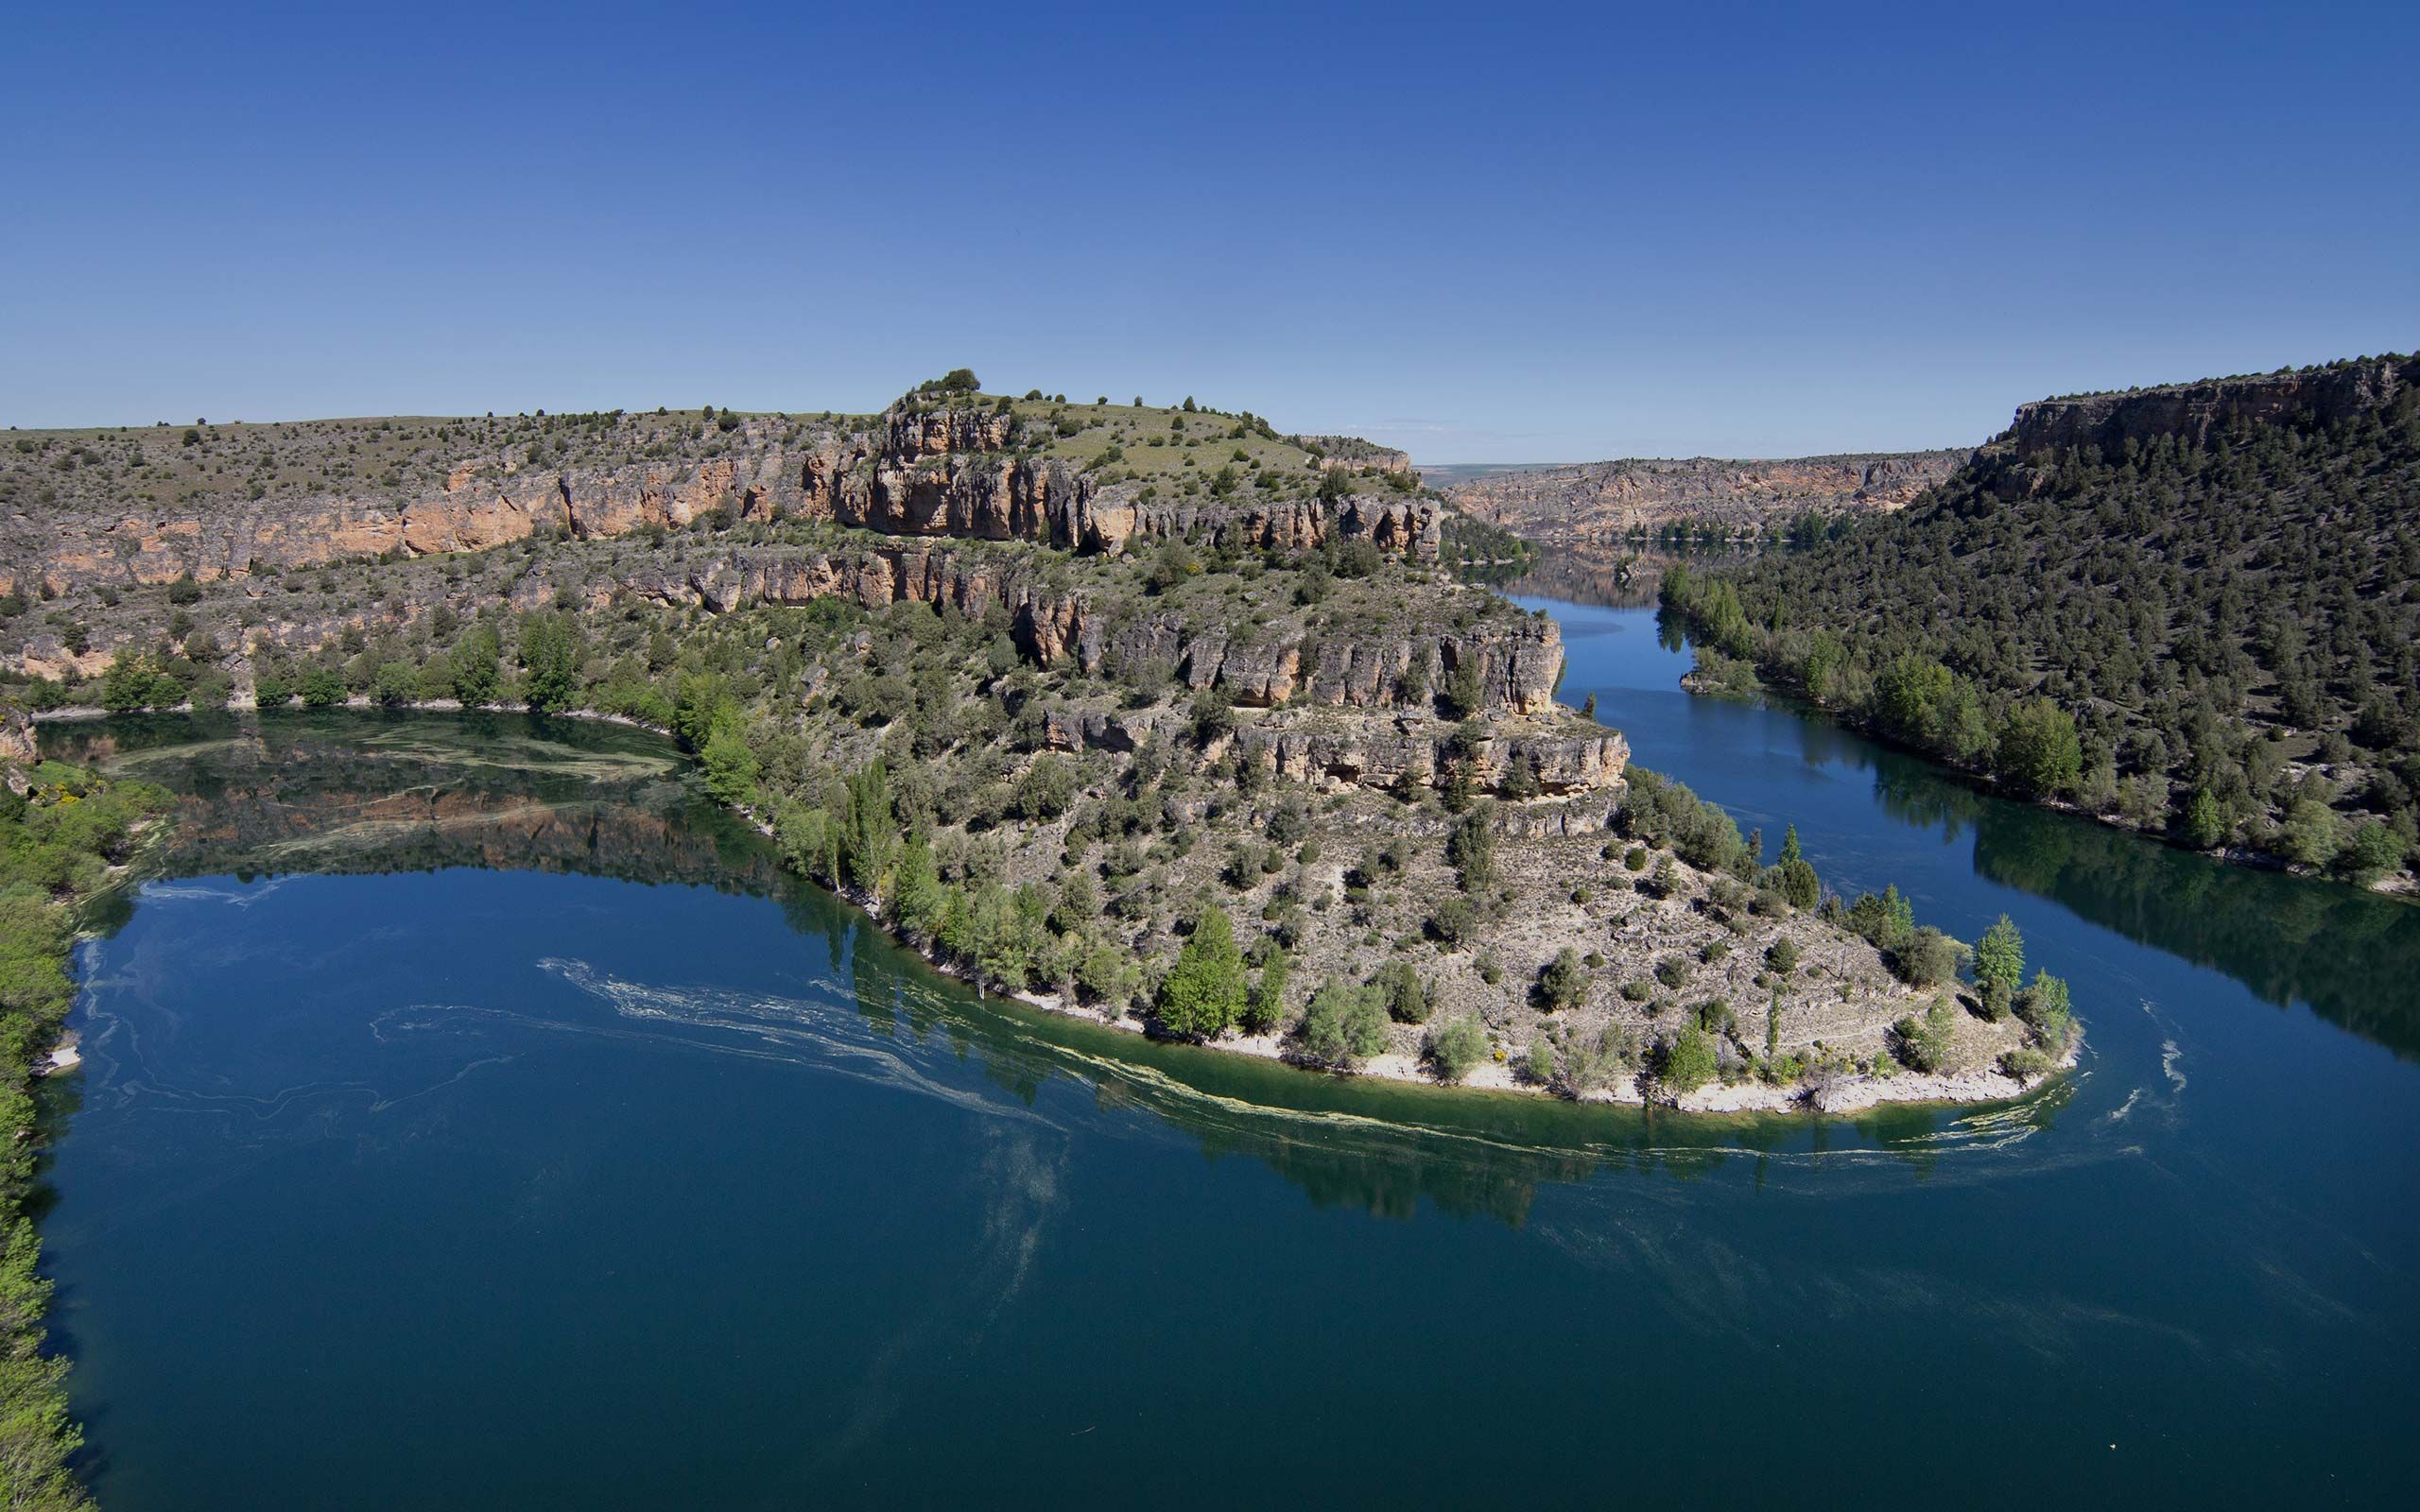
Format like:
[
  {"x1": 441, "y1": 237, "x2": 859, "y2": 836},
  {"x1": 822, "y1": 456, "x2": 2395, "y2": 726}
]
[{"x1": 36, "y1": 608, "x2": 2420, "y2": 1507}]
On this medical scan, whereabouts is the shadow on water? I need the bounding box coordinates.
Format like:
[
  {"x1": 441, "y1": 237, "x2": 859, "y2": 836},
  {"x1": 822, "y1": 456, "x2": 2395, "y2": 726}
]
[{"x1": 42, "y1": 710, "x2": 2081, "y2": 1228}]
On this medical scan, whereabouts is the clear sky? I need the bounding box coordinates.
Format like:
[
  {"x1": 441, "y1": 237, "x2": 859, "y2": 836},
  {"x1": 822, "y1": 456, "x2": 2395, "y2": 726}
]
[{"x1": 5, "y1": 1, "x2": 2413, "y2": 461}]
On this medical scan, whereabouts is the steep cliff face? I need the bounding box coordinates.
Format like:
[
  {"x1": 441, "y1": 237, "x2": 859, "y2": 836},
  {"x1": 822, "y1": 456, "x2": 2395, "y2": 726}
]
[
  {"x1": 2, "y1": 399, "x2": 1438, "y2": 598},
  {"x1": 1443, "y1": 451, "x2": 1966, "y2": 545},
  {"x1": 1296, "y1": 435, "x2": 1414, "y2": 474},
  {"x1": 1999, "y1": 354, "x2": 2417, "y2": 463}
]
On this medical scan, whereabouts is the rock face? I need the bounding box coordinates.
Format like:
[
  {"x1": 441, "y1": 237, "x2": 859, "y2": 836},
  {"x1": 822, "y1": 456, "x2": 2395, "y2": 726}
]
[
  {"x1": 1296, "y1": 435, "x2": 1414, "y2": 474},
  {"x1": 1, "y1": 704, "x2": 34, "y2": 792},
  {"x1": 2000, "y1": 354, "x2": 2418, "y2": 463},
  {"x1": 1443, "y1": 451, "x2": 1967, "y2": 546},
  {"x1": 614, "y1": 541, "x2": 1559, "y2": 714},
  {"x1": 2, "y1": 400, "x2": 1438, "y2": 598}
]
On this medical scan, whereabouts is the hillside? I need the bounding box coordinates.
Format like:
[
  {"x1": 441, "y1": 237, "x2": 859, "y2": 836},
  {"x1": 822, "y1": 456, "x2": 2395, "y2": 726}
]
[
  {"x1": 0, "y1": 378, "x2": 2066, "y2": 1110},
  {"x1": 1663, "y1": 352, "x2": 2420, "y2": 888},
  {"x1": 1443, "y1": 450, "x2": 1966, "y2": 547}
]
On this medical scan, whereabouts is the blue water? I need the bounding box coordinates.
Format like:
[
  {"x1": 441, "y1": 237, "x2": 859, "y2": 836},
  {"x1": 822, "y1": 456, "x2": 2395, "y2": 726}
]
[{"x1": 34, "y1": 601, "x2": 2420, "y2": 1509}]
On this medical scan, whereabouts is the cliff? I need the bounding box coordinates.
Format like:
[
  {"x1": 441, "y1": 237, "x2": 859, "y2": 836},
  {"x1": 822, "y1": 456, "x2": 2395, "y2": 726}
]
[
  {"x1": 0, "y1": 396, "x2": 1436, "y2": 601},
  {"x1": 1443, "y1": 451, "x2": 1965, "y2": 546},
  {"x1": 2001, "y1": 353, "x2": 2417, "y2": 463}
]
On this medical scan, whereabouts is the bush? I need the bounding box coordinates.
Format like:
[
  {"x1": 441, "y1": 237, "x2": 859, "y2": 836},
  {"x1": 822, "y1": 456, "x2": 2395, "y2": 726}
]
[
  {"x1": 1295, "y1": 978, "x2": 1389, "y2": 1068},
  {"x1": 1998, "y1": 1047, "x2": 2054, "y2": 1083},
  {"x1": 1538, "y1": 947, "x2": 1587, "y2": 1010},
  {"x1": 1659, "y1": 1024, "x2": 1718, "y2": 1093},
  {"x1": 1375, "y1": 961, "x2": 1430, "y2": 1023},
  {"x1": 1764, "y1": 938, "x2": 1800, "y2": 973},
  {"x1": 1426, "y1": 895, "x2": 1478, "y2": 946},
  {"x1": 1425, "y1": 1016, "x2": 1487, "y2": 1083},
  {"x1": 1892, "y1": 994, "x2": 1958, "y2": 1073},
  {"x1": 1891, "y1": 925, "x2": 1959, "y2": 987}
]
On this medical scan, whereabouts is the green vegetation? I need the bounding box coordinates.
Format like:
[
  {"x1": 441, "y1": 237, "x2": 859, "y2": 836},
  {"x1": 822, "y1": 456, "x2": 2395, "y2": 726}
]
[
  {"x1": 1423, "y1": 1015, "x2": 1487, "y2": 1082},
  {"x1": 0, "y1": 741, "x2": 164, "y2": 1510},
  {"x1": 1661, "y1": 359, "x2": 2420, "y2": 883},
  {"x1": 1659, "y1": 1023, "x2": 1718, "y2": 1092},
  {"x1": 1157, "y1": 907, "x2": 1248, "y2": 1039},
  {"x1": 1296, "y1": 977, "x2": 1388, "y2": 1069}
]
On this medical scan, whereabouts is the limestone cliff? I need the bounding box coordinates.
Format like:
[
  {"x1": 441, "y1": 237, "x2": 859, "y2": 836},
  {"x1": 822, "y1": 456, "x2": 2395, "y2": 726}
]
[
  {"x1": 1998, "y1": 353, "x2": 2417, "y2": 463},
  {"x1": 1, "y1": 397, "x2": 1436, "y2": 599},
  {"x1": 1443, "y1": 451, "x2": 1965, "y2": 546}
]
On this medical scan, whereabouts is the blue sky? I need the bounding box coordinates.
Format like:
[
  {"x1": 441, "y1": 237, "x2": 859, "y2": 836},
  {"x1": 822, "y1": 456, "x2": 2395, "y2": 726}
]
[{"x1": 5, "y1": 1, "x2": 2413, "y2": 461}]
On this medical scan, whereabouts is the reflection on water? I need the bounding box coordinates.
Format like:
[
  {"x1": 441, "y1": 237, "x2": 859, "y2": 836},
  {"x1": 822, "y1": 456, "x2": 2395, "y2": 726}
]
[{"x1": 1502, "y1": 544, "x2": 1760, "y2": 610}]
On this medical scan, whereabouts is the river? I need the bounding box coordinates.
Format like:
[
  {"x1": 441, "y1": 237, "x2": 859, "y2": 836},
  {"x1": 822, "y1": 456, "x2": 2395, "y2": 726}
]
[{"x1": 33, "y1": 594, "x2": 2420, "y2": 1509}]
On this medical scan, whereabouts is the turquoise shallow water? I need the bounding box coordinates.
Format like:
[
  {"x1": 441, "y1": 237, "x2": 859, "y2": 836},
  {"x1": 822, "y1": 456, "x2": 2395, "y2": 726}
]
[{"x1": 34, "y1": 599, "x2": 2420, "y2": 1510}]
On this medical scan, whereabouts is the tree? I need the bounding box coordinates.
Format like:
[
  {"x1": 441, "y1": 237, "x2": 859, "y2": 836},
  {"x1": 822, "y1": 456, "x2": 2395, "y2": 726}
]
[
  {"x1": 371, "y1": 660, "x2": 419, "y2": 707},
  {"x1": 2278, "y1": 799, "x2": 2342, "y2": 869},
  {"x1": 2338, "y1": 819, "x2": 2407, "y2": 885},
  {"x1": 1892, "y1": 925, "x2": 1959, "y2": 988},
  {"x1": 1973, "y1": 914, "x2": 2025, "y2": 1000},
  {"x1": 1993, "y1": 697, "x2": 2083, "y2": 800},
  {"x1": 1157, "y1": 907, "x2": 1247, "y2": 1039},
  {"x1": 518, "y1": 611, "x2": 583, "y2": 713},
  {"x1": 890, "y1": 837, "x2": 944, "y2": 943},
  {"x1": 299, "y1": 665, "x2": 348, "y2": 708},
  {"x1": 1660, "y1": 1024, "x2": 1718, "y2": 1092},
  {"x1": 700, "y1": 713, "x2": 759, "y2": 805},
  {"x1": 1295, "y1": 977, "x2": 1388, "y2": 1067},
  {"x1": 1446, "y1": 806, "x2": 1496, "y2": 890},
  {"x1": 1778, "y1": 824, "x2": 1802, "y2": 866},
  {"x1": 1443, "y1": 658, "x2": 1487, "y2": 719},
  {"x1": 452, "y1": 622, "x2": 503, "y2": 707},
  {"x1": 1375, "y1": 960, "x2": 1429, "y2": 1023},
  {"x1": 2180, "y1": 786, "x2": 2229, "y2": 850},
  {"x1": 839, "y1": 761, "x2": 895, "y2": 895},
  {"x1": 1242, "y1": 945, "x2": 1289, "y2": 1033}
]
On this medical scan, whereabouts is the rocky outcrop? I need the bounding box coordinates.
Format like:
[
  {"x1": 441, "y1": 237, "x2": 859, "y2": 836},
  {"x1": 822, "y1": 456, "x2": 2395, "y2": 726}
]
[
  {"x1": 1445, "y1": 451, "x2": 1966, "y2": 546},
  {"x1": 5, "y1": 401, "x2": 1439, "y2": 599},
  {"x1": 1, "y1": 704, "x2": 34, "y2": 792},
  {"x1": 2000, "y1": 353, "x2": 2417, "y2": 463},
  {"x1": 1297, "y1": 435, "x2": 1414, "y2": 474},
  {"x1": 1036, "y1": 701, "x2": 1626, "y2": 799}
]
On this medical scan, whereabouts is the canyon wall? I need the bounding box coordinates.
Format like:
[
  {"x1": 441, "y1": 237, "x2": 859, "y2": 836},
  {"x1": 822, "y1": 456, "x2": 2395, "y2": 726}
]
[
  {"x1": 1443, "y1": 451, "x2": 1966, "y2": 545},
  {"x1": 2000, "y1": 354, "x2": 2417, "y2": 463}
]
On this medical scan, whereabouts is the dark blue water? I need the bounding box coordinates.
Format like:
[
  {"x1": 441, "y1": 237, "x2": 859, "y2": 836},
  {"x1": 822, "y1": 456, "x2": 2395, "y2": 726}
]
[{"x1": 36, "y1": 602, "x2": 2420, "y2": 1510}]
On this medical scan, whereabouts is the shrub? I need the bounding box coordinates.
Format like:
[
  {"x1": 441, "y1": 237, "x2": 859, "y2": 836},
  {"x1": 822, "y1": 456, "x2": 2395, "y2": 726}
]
[
  {"x1": 1764, "y1": 938, "x2": 1800, "y2": 973},
  {"x1": 1891, "y1": 994, "x2": 1958, "y2": 1073},
  {"x1": 1425, "y1": 1016, "x2": 1487, "y2": 1083},
  {"x1": 1998, "y1": 1047, "x2": 2054, "y2": 1084},
  {"x1": 1426, "y1": 896, "x2": 1477, "y2": 946},
  {"x1": 1659, "y1": 1024, "x2": 1718, "y2": 1093},
  {"x1": 1891, "y1": 925, "x2": 1959, "y2": 987},
  {"x1": 1375, "y1": 960, "x2": 1430, "y2": 1023},
  {"x1": 1296, "y1": 977, "x2": 1389, "y2": 1068},
  {"x1": 1538, "y1": 947, "x2": 1587, "y2": 1010}
]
